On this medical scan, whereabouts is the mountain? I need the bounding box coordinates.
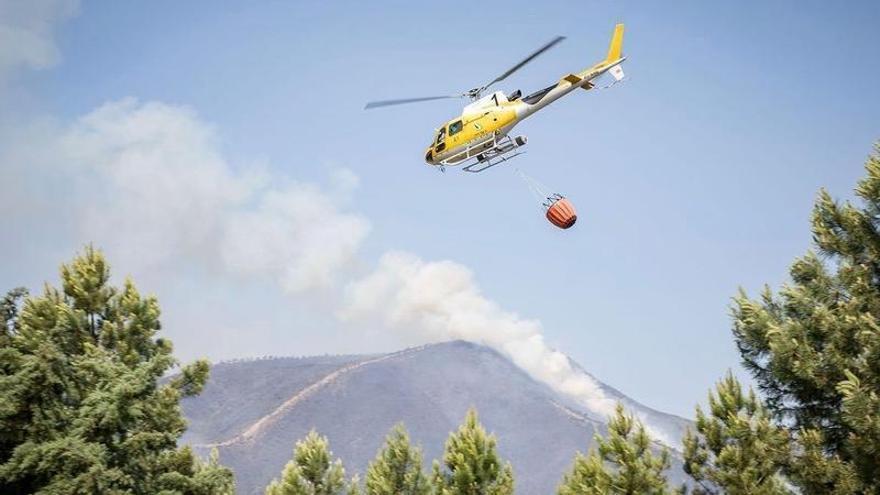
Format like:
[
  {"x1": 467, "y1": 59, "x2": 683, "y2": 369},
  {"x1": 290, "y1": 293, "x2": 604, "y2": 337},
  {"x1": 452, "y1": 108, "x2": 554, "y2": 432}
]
[{"x1": 181, "y1": 340, "x2": 690, "y2": 494}]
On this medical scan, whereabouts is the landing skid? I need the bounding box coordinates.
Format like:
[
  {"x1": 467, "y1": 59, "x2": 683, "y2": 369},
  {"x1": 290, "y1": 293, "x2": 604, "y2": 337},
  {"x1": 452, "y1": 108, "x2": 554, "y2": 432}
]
[
  {"x1": 441, "y1": 135, "x2": 527, "y2": 174},
  {"x1": 462, "y1": 150, "x2": 525, "y2": 173}
]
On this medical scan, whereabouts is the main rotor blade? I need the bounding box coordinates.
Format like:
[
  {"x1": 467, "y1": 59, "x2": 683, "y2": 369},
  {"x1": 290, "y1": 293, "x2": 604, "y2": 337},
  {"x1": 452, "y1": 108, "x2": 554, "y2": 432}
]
[
  {"x1": 364, "y1": 95, "x2": 461, "y2": 110},
  {"x1": 479, "y1": 35, "x2": 566, "y2": 93}
]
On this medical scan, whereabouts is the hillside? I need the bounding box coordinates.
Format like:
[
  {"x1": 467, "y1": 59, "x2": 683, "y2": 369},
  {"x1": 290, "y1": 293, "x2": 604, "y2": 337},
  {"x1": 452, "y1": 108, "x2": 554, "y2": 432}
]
[{"x1": 182, "y1": 341, "x2": 689, "y2": 494}]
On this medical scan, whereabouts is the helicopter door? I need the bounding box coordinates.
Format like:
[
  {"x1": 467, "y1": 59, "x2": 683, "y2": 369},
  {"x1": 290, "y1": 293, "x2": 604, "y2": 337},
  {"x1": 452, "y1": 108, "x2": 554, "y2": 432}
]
[
  {"x1": 434, "y1": 126, "x2": 447, "y2": 153},
  {"x1": 447, "y1": 120, "x2": 463, "y2": 148}
]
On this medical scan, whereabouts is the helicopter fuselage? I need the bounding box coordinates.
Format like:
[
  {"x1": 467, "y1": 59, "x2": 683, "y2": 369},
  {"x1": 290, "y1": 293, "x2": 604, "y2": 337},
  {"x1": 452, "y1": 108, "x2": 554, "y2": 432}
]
[{"x1": 425, "y1": 56, "x2": 625, "y2": 168}]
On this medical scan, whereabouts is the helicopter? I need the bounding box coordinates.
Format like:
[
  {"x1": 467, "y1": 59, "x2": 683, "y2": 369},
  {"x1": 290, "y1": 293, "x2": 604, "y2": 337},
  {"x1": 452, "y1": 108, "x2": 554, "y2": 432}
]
[{"x1": 365, "y1": 24, "x2": 626, "y2": 173}]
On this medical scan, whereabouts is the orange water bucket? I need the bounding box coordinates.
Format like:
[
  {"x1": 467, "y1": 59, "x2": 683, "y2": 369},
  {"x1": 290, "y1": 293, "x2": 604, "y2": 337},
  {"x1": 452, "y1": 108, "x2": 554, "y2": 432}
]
[{"x1": 545, "y1": 197, "x2": 577, "y2": 229}]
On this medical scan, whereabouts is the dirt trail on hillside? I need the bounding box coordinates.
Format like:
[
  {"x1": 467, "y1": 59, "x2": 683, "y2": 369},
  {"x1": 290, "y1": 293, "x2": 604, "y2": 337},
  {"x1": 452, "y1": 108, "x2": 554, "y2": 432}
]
[{"x1": 193, "y1": 346, "x2": 427, "y2": 448}]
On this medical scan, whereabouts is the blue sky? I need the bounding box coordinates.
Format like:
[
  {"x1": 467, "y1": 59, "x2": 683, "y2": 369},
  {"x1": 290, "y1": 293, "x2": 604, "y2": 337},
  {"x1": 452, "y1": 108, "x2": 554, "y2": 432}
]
[{"x1": 2, "y1": 0, "x2": 879, "y2": 419}]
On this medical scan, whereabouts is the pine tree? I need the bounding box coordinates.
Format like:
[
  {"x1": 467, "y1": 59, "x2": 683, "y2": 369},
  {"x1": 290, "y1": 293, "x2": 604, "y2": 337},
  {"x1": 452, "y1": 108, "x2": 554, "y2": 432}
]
[
  {"x1": 0, "y1": 246, "x2": 234, "y2": 494},
  {"x1": 431, "y1": 408, "x2": 514, "y2": 495},
  {"x1": 364, "y1": 424, "x2": 430, "y2": 495},
  {"x1": 558, "y1": 404, "x2": 673, "y2": 495},
  {"x1": 732, "y1": 144, "x2": 880, "y2": 492},
  {"x1": 266, "y1": 430, "x2": 348, "y2": 495},
  {"x1": 682, "y1": 373, "x2": 792, "y2": 495}
]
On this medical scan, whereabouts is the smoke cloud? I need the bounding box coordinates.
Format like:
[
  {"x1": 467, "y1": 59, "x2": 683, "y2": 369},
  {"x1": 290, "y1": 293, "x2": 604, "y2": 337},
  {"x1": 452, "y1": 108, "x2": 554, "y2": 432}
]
[
  {"x1": 72, "y1": 99, "x2": 371, "y2": 291},
  {"x1": 341, "y1": 252, "x2": 621, "y2": 416},
  {"x1": 341, "y1": 252, "x2": 675, "y2": 444}
]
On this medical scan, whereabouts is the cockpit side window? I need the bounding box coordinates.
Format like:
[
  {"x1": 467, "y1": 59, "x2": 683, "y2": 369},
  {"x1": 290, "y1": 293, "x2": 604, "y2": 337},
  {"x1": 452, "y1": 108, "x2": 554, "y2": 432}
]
[
  {"x1": 448, "y1": 120, "x2": 463, "y2": 136},
  {"x1": 435, "y1": 126, "x2": 446, "y2": 145}
]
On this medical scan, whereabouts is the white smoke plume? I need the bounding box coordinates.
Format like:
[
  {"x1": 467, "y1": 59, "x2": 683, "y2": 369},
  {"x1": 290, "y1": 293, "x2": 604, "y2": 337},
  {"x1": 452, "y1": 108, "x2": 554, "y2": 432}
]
[
  {"x1": 6, "y1": 98, "x2": 370, "y2": 293},
  {"x1": 341, "y1": 252, "x2": 676, "y2": 445},
  {"x1": 341, "y1": 252, "x2": 620, "y2": 416}
]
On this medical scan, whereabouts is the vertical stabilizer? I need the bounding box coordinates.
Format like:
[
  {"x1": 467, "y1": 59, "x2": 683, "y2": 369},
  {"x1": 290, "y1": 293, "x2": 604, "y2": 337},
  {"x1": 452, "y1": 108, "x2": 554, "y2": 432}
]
[{"x1": 606, "y1": 23, "x2": 625, "y2": 62}]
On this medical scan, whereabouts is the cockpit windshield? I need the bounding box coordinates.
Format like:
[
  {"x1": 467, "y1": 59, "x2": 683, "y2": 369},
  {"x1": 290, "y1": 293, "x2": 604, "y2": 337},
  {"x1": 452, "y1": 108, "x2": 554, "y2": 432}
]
[{"x1": 435, "y1": 126, "x2": 446, "y2": 145}]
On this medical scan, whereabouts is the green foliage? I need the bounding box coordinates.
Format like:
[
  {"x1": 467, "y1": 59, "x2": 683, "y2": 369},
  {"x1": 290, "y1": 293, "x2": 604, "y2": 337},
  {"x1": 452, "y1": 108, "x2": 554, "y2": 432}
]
[
  {"x1": 364, "y1": 424, "x2": 429, "y2": 495},
  {"x1": 0, "y1": 246, "x2": 234, "y2": 494},
  {"x1": 432, "y1": 408, "x2": 514, "y2": 495},
  {"x1": 732, "y1": 145, "x2": 880, "y2": 492},
  {"x1": 266, "y1": 430, "x2": 348, "y2": 495},
  {"x1": 784, "y1": 429, "x2": 860, "y2": 495},
  {"x1": 682, "y1": 373, "x2": 792, "y2": 495},
  {"x1": 170, "y1": 447, "x2": 236, "y2": 495},
  {"x1": 558, "y1": 403, "x2": 673, "y2": 495}
]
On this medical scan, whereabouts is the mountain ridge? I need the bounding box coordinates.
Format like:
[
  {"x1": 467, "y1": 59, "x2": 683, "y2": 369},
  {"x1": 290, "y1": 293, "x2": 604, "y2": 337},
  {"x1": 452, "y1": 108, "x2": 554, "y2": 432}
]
[{"x1": 182, "y1": 340, "x2": 689, "y2": 494}]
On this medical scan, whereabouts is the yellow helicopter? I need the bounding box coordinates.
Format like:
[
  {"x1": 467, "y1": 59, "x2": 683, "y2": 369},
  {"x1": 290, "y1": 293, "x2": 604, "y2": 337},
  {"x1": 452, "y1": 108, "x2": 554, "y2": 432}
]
[{"x1": 365, "y1": 24, "x2": 626, "y2": 173}]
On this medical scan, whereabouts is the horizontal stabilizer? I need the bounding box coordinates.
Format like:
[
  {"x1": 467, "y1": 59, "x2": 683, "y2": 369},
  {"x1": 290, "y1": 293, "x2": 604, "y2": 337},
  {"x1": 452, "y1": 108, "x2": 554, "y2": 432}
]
[
  {"x1": 562, "y1": 74, "x2": 594, "y2": 91},
  {"x1": 562, "y1": 73, "x2": 582, "y2": 85},
  {"x1": 609, "y1": 65, "x2": 625, "y2": 81}
]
